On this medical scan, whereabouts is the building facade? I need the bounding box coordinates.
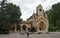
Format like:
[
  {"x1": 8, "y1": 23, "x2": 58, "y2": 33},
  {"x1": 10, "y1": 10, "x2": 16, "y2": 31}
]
[
  {"x1": 19, "y1": 4, "x2": 49, "y2": 33},
  {"x1": 10, "y1": 4, "x2": 49, "y2": 33}
]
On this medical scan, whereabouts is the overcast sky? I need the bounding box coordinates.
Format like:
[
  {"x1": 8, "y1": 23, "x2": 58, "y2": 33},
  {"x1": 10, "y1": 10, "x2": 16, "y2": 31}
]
[{"x1": 9, "y1": 0, "x2": 60, "y2": 21}]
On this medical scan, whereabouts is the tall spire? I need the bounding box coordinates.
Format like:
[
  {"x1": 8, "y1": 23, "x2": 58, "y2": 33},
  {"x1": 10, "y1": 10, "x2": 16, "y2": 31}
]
[
  {"x1": 33, "y1": 10, "x2": 35, "y2": 14},
  {"x1": 33, "y1": 10, "x2": 35, "y2": 19},
  {"x1": 32, "y1": 10, "x2": 35, "y2": 26}
]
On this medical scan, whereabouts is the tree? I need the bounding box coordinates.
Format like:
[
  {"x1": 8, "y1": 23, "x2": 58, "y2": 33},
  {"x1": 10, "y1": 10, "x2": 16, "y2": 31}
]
[
  {"x1": 0, "y1": 0, "x2": 22, "y2": 33},
  {"x1": 46, "y1": 2, "x2": 60, "y2": 31}
]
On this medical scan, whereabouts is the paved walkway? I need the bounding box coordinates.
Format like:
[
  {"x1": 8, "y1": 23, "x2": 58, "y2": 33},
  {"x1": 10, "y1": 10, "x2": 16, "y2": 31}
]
[{"x1": 0, "y1": 32, "x2": 60, "y2": 38}]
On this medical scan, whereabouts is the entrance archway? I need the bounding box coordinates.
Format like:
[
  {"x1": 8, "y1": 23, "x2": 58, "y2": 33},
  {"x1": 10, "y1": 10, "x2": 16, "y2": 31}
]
[
  {"x1": 12, "y1": 26, "x2": 15, "y2": 31},
  {"x1": 17, "y1": 25, "x2": 21, "y2": 31},
  {"x1": 39, "y1": 21, "x2": 46, "y2": 31},
  {"x1": 22, "y1": 25, "x2": 26, "y2": 31}
]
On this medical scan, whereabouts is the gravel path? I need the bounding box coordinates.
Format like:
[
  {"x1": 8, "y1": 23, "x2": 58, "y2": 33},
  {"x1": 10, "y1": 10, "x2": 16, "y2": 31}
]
[{"x1": 0, "y1": 32, "x2": 60, "y2": 38}]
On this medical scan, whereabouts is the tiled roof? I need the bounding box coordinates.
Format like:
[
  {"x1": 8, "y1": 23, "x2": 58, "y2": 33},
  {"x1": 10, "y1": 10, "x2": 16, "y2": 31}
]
[{"x1": 20, "y1": 21, "x2": 32, "y2": 24}]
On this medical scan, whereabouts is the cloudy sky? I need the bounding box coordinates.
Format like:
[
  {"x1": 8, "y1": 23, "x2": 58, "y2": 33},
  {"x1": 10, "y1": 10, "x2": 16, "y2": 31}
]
[{"x1": 9, "y1": 0, "x2": 60, "y2": 21}]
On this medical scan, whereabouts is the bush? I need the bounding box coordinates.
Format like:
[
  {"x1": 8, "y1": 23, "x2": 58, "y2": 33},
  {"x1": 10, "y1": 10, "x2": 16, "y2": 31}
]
[
  {"x1": 30, "y1": 26, "x2": 37, "y2": 32},
  {"x1": 0, "y1": 28, "x2": 9, "y2": 34}
]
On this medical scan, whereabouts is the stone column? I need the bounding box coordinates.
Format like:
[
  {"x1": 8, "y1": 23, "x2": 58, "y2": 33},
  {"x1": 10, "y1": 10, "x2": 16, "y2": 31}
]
[
  {"x1": 26, "y1": 27, "x2": 28, "y2": 32},
  {"x1": 21, "y1": 25, "x2": 22, "y2": 33},
  {"x1": 37, "y1": 24, "x2": 39, "y2": 32},
  {"x1": 14, "y1": 23, "x2": 17, "y2": 32}
]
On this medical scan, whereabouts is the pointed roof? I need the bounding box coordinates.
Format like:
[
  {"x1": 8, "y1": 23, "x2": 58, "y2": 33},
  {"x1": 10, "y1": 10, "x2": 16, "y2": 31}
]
[{"x1": 36, "y1": 4, "x2": 43, "y2": 8}]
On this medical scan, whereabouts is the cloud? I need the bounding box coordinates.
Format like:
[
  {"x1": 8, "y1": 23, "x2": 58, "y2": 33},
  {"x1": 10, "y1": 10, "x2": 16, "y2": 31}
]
[
  {"x1": 9, "y1": 0, "x2": 60, "y2": 21},
  {"x1": 41, "y1": 0, "x2": 47, "y2": 2}
]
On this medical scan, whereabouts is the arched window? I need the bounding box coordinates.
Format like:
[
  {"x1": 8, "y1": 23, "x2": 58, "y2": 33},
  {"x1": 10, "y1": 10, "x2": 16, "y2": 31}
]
[{"x1": 17, "y1": 25, "x2": 21, "y2": 31}]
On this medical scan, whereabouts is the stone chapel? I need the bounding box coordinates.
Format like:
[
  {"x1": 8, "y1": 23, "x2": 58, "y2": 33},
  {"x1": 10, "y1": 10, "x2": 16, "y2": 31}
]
[
  {"x1": 19, "y1": 4, "x2": 49, "y2": 33},
  {"x1": 10, "y1": 4, "x2": 49, "y2": 33}
]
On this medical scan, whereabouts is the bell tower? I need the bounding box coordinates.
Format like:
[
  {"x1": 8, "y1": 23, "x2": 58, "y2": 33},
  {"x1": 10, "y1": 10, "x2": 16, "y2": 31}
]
[{"x1": 36, "y1": 4, "x2": 43, "y2": 16}]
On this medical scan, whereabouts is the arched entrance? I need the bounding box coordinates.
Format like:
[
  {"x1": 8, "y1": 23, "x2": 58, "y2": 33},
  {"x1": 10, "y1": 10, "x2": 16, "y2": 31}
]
[
  {"x1": 11, "y1": 26, "x2": 15, "y2": 31},
  {"x1": 39, "y1": 21, "x2": 46, "y2": 31},
  {"x1": 22, "y1": 25, "x2": 26, "y2": 31},
  {"x1": 17, "y1": 25, "x2": 21, "y2": 32}
]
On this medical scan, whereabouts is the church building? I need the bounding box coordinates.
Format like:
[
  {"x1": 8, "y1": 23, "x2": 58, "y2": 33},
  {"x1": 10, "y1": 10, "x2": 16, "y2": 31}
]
[
  {"x1": 10, "y1": 4, "x2": 49, "y2": 33},
  {"x1": 19, "y1": 4, "x2": 49, "y2": 33}
]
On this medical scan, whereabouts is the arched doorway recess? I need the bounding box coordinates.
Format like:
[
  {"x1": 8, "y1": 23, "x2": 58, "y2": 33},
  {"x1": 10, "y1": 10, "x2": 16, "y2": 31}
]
[{"x1": 39, "y1": 21, "x2": 46, "y2": 31}]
